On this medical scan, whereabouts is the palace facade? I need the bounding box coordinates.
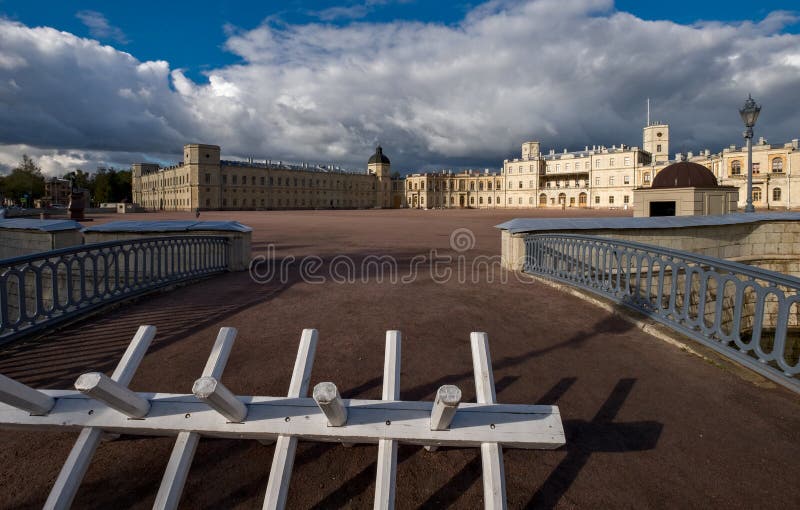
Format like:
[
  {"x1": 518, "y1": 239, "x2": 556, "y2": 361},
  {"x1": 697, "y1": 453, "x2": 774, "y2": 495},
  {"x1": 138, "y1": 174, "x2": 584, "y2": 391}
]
[{"x1": 132, "y1": 124, "x2": 800, "y2": 211}]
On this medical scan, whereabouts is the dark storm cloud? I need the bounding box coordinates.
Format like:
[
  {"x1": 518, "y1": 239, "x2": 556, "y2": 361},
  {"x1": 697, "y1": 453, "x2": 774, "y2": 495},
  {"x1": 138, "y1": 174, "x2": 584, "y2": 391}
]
[{"x1": 0, "y1": 0, "x2": 799, "y2": 176}]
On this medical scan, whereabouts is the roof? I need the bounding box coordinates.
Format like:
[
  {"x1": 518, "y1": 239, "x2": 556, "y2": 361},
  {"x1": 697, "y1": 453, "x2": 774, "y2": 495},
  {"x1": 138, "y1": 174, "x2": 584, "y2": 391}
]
[
  {"x1": 368, "y1": 146, "x2": 390, "y2": 165},
  {"x1": 651, "y1": 161, "x2": 717, "y2": 188},
  {"x1": 495, "y1": 212, "x2": 800, "y2": 234},
  {"x1": 0, "y1": 218, "x2": 83, "y2": 232},
  {"x1": 83, "y1": 220, "x2": 252, "y2": 233}
]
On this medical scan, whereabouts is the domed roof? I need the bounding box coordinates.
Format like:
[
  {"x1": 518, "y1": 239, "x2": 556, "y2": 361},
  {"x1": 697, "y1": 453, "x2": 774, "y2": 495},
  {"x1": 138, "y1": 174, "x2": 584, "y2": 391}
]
[
  {"x1": 651, "y1": 161, "x2": 718, "y2": 188},
  {"x1": 368, "y1": 146, "x2": 390, "y2": 165}
]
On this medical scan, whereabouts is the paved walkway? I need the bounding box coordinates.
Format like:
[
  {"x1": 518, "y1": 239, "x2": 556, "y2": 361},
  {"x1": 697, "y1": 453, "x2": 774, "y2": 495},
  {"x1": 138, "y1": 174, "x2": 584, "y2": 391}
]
[{"x1": 1, "y1": 209, "x2": 798, "y2": 509}]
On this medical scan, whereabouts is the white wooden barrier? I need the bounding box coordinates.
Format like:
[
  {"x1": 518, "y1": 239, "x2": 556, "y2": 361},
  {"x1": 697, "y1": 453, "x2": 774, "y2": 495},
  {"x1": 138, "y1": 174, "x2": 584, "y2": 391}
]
[{"x1": 0, "y1": 327, "x2": 565, "y2": 509}]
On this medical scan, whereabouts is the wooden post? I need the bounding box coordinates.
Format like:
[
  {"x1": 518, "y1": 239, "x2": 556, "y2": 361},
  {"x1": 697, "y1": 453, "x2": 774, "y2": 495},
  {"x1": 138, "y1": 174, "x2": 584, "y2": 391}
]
[
  {"x1": 74, "y1": 372, "x2": 150, "y2": 419},
  {"x1": 425, "y1": 384, "x2": 462, "y2": 452},
  {"x1": 0, "y1": 373, "x2": 54, "y2": 415},
  {"x1": 154, "y1": 327, "x2": 237, "y2": 510},
  {"x1": 374, "y1": 330, "x2": 401, "y2": 510},
  {"x1": 262, "y1": 329, "x2": 318, "y2": 510},
  {"x1": 44, "y1": 325, "x2": 156, "y2": 510},
  {"x1": 471, "y1": 332, "x2": 507, "y2": 510},
  {"x1": 192, "y1": 376, "x2": 247, "y2": 423},
  {"x1": 313, "y1": 382, "x2": 348, "y2": 426}
]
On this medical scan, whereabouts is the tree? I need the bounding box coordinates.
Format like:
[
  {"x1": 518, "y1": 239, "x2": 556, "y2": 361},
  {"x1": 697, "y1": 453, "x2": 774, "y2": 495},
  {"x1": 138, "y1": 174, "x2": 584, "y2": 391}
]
[
  {"x1": 0, "y1": 155, "x2": 45, "y2": 206},
  {"x1": 90, "y1": 167, "x2": 132, "y2": 205},
  {"x1": 62, "y1": 169, "x2": 91, "y2": 190}
]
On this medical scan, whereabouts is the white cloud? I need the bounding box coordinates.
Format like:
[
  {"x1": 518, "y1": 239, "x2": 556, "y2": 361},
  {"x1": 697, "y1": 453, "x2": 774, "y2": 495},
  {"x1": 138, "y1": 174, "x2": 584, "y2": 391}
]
[
  {"x1": 0, "y1": 1, "x2": 799, "y2": 176},
  {"x1": 76, "y1": 10, "x2": 129, "y2": 45}
]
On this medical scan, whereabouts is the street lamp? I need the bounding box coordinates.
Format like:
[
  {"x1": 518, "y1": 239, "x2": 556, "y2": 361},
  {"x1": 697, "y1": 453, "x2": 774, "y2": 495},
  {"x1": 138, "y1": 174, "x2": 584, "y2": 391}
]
[{"x1": 739, "y1": 94, "x2": 761, "y2": 212}]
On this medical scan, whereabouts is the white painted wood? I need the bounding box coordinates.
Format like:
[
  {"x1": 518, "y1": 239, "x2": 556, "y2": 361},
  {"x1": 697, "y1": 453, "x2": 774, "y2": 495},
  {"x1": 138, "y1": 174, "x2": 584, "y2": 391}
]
[
  {"x1": 192, "y1": 376, "x2": 247, "y2": 423},
  {"x1": 375, "y1": 330, "x2": 401, "y2": 510},
  {"x1": 262, "y1": 328, "x2": 319, "y2": 510},
  {"x1": 154, "y1": 327, "x2": 238, "y2": 510},
  {"x1": 313, "y1": 382, "x2": 347, "y2": 426},
  {"x1": 425, "y1": 384, "x2": 462, "y2": 452},
  {"x1": 0, "y1": 393, "x2": 564, "y2": 448},
  {"x1": 111, "y1": 325, "x2": 157, "y2": 386},
  {"x1": 430, "y1": 385, "x2": 461, "y2": 430},
  {"x1": 0, "y1": 372, "x2": 54, "y2": 415},
  {"x1": 153, "y1": 431, "x2": 199, "y2": 510},
  {"x1": 43, "y1": 427, "x2": 103, "y2": 510},
  {"x1": 470, "y1": 332, "x2": 507, "y2": 510},
  {"x1": 201, "y1": 327, "x2": 238, "y2": 379},
  {"x1": 74, "y1": 372, "x2": 150, "y2": 418},
  {"x1": 43, "y1": 325, "x2": 156, "y2": 510}
]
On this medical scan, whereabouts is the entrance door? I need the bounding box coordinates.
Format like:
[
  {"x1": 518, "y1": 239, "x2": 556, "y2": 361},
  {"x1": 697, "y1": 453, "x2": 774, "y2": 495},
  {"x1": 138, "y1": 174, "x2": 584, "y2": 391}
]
[{"x1": 459, "y1": 195, "x2": 465, "y2": 207}]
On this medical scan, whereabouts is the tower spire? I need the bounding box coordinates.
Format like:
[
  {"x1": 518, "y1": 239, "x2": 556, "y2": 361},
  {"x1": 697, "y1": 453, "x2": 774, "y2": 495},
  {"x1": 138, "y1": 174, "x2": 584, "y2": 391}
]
[{"x1": 647, "y1": 98, "x2": 650, "y2": 126}]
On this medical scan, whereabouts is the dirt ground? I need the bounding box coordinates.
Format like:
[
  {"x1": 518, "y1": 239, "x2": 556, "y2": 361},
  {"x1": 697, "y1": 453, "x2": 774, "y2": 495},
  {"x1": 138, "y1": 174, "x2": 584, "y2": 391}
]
[{"x1": 1, "y1": 208, "x2": 798, "y2": 509}]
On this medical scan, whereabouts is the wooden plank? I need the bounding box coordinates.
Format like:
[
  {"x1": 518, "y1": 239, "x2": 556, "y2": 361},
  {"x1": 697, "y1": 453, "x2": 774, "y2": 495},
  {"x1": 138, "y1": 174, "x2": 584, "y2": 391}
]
[
  {"x1": 470, "y1": 331, "x2": 507, "y2": 510},
  {"x1": 426, "y1": 384, "x2": 462, "y2": 452},
  {"x1": 0, "y1": 395, "x2": 565, "y2": 448},
  {"x1": 0, "y1": 373, "x2": 54, "y2": 415},
  {"x1": 74, "y1": 372, "x2": 150, "y2": 418},
  {"x1": 262, "y1": 328, "x2": 318, "y2": 510},
  {"x1": 374, "y1": 330, "x2": 401, "y2": 510},
  {"x1": 44, "y1": 325, "x2": 156, "y2": 510},
  {"x1": 152, "y1": 431, "x2": 199, "y2": 510},
  {"x1": 313, "y1": 382, "x2": 347, "y2": 426},
  {"x1": 154, "y1": 327, "x2": 237, "y2": 510}
]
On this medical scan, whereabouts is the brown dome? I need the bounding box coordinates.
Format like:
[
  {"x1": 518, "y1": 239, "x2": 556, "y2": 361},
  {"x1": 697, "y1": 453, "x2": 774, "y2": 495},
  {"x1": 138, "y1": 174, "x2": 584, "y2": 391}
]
[{"x1": 651, "y1": 161, "x2": 717, "y2": 188}]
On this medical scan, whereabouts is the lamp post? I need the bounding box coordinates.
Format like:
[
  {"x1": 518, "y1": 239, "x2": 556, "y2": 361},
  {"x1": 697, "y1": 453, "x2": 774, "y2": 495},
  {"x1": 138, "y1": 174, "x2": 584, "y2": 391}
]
[{"x1": 739, "y1": 94, "x2": 761, "y2": 213}]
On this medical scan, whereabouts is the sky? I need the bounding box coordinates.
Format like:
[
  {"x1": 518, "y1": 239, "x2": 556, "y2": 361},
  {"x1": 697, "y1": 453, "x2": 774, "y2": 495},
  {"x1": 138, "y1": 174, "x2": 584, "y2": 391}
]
[{"x1": 0, "y1": 0, "x2": 799, "y2": 176}]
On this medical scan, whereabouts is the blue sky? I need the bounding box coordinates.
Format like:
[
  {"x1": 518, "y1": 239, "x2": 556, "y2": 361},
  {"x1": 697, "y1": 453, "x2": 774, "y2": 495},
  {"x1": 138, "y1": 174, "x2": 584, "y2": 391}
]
[
  {"x1": 2, "y1": 1, "x2": 797, "y2": 82},
  {"x1": 0, "y1": 0, "x2": 799, "y2": 174}
]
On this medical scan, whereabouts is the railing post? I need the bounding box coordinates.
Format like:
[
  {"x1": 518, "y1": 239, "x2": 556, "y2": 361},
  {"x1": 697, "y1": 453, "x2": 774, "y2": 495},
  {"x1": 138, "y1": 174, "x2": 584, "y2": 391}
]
[{"x1": 374, "y1": 330, "x2": 401, "y2": 510}]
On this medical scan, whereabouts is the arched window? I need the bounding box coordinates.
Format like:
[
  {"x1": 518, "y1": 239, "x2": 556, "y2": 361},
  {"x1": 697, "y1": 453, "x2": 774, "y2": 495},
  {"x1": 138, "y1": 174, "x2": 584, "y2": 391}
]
[
  {"x1": 539, "y1": 193, "x2": 547, "y2": 206},
  {"x1": 470, "y1": 182, "x2": 475, "y2": 191},
  {"x1": 773, "y1": 187, "x2": 782, "y2": 201},
  {"x1": 752, "y1": 186, "x2": 762, "y2": 202},
  {"x1": 731, "y1": 160, "x2": 742, "y2": 175},
  {"x1": 772, "y1": 158, "x2": 784, "y2": 173},
  {"x1": 488, "y1": 196, "x2": 492, "y2": 204}
]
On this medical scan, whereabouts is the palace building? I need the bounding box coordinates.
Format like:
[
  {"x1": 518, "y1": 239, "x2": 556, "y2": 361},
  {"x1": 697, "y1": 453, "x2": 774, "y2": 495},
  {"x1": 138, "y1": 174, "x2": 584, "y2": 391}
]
[{"x1": 132, "y1": 123, "x2": 800, "y2": 212}]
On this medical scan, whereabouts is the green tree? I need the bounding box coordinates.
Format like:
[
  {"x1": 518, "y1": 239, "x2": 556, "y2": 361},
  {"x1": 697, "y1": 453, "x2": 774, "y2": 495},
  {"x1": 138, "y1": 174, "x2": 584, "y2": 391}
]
[
  {"x1": 62, "y1": 168, "x2": 91, "y2": 190},
  {"x1": 0, "y1": 155, "x2": 45, "y2": 206}
]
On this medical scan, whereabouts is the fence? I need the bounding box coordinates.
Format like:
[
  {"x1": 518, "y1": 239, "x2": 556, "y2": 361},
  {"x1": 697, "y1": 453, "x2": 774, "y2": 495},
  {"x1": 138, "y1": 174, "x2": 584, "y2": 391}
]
[
  {"x1": 524, "y1": 234, "x2": 800, "y2": 394},
  {"x1": 0, "y1": 236, "x2": 229, "y2": 344},
  {"x1": 0, "y1": 326, "x2": 565, "y2": 509}
]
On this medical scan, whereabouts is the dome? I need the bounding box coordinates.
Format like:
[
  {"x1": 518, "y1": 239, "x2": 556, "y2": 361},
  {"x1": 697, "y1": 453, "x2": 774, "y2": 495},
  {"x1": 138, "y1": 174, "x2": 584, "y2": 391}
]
[
  {"x1": 368, "y1": 146, "x2": 390, "y2": 165},
  {"x1": 651, "y1": 161, "x2": 718, "y2": 188}
]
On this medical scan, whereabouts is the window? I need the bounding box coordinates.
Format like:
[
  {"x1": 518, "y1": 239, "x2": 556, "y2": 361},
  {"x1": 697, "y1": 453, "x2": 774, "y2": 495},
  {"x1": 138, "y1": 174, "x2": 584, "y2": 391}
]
[
  {"x1": 488, "y1": 182, "x2": 493, "y2": 190},
  {"x1": 609, "y1": 196, "x2": 615, "y2": 204},
  {"x1": 624, "y1": 157, "x2": 631, "y2": 166},
  {"x1": 205, "y1": 173, "x2": 211, "y2": 184},
  {"x1": 565, "y1": 164, "x2": 570, "y2": 171},
  {"x1": 529, "y1": 197, "x2": 534, "y2": 204},
  {"x1": 470, "y1": 182, "x2": 474, "y2": 191},
  {"x1": 731, "y1": 160, "x2": 742, "y2": 175},
  {"x1": 595, "y1": 177, "x2": 600, "y2": 186},
  {"x1": 260, "y1": 176, "x2": 265, "y2": 186},
  {"x1": 556, "y1": 164, "x2": 561, "y2": 172},
  {"x1": 470, "y1": 197, "x2": 474, "y2": 204},
  {"x1": 752, "y1": 187, "x2": 762, "y2": 202},
  {"x1": 752, "y1": 163, "x2": 760, "y2": 174},
  {"x1": 222, "y1": 175, "x2": 227, "y2": 185},
  {"x1": 624, "y1": 175, "x2": 630, "y2": 185},
  {"x1": 595, "y1": 196, "x2": 600, "y2": 204},
  {"x1": 232, "y1": 175, "x2": 238, "y2": 185},
  {"x1": 518, "y1": 197, "x2": 523, "y2": 204},
  {"x1": 518, "y1": 181, "x2": 523, "y2": 189},
  {"x1": 252, "y1": 176, "x2": 256, "y2": 185},
  {"x1": 773, "y1": 188, "x2": 782, "y2": 201},
  {"x1": 479, "y1": 182, "x2": 484, "y2": 191},
  {"x1": 585, "y1": 162, "x2": 590, "y2": 169},
  {"x1": 609, "y1": 158, "x2": 615, "y2": 166},
  {"x1": 609, "y1": 176, "x2": 615, "y2": 185},
  {"x1": 529, "y1": 180, "x2": 534, "y2": 188},
  {"x1": 623, "y1": 195, "x2": 629, "y2": 204},
  {"x1": 595, "y1": 159, "x2": 600, "y2": 168},
  {"x1": 644, "y1": 172, "x2": 651, "y2": 183},
  {"x1": 479, "y1": 197, "x2": 483, "y2": 204},
  {"x1": 508, "y1": 198, "x2": 513, "y2": 204},
  {"x1": 772, "y1": 158, "x2": 784, "y2": 173},
  {"x1": 656, "y1": 144, "x2": 662, "y2": 153},
  {"x1": 488, "y1": 197, "x2": 492, "y2": 204},
  {"x1": 509, "y1": 167, "x2": 513, "y2": 174}
]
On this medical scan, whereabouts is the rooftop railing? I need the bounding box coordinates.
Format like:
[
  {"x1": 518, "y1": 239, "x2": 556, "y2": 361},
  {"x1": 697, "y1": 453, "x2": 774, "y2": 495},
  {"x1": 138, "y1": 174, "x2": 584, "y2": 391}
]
[
  {"x1": 0, "y1": 236, "x2": 229, "y2": 344},
  {"x1": 524, "y1": 233, "x2": 800, "y2": 393}
]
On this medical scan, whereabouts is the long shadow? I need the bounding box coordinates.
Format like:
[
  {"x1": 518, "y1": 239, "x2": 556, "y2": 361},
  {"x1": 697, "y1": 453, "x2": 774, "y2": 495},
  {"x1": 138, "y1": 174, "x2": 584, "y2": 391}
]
[
  {"x1": 0, "y1": 249, "x2": 432, "y2": 388},
  {"x1": 417, "y1": 377, "x2": 578, "y2": 509},
  {"x1": 525, "y1": 378, "x2": 663, "y2": 509}
]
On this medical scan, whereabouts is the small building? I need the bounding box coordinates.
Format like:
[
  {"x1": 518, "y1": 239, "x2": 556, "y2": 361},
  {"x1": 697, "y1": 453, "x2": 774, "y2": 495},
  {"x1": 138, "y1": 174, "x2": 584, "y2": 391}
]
[{"x1": 633, "y1": 161, "x2": 738, "y2": 217}]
